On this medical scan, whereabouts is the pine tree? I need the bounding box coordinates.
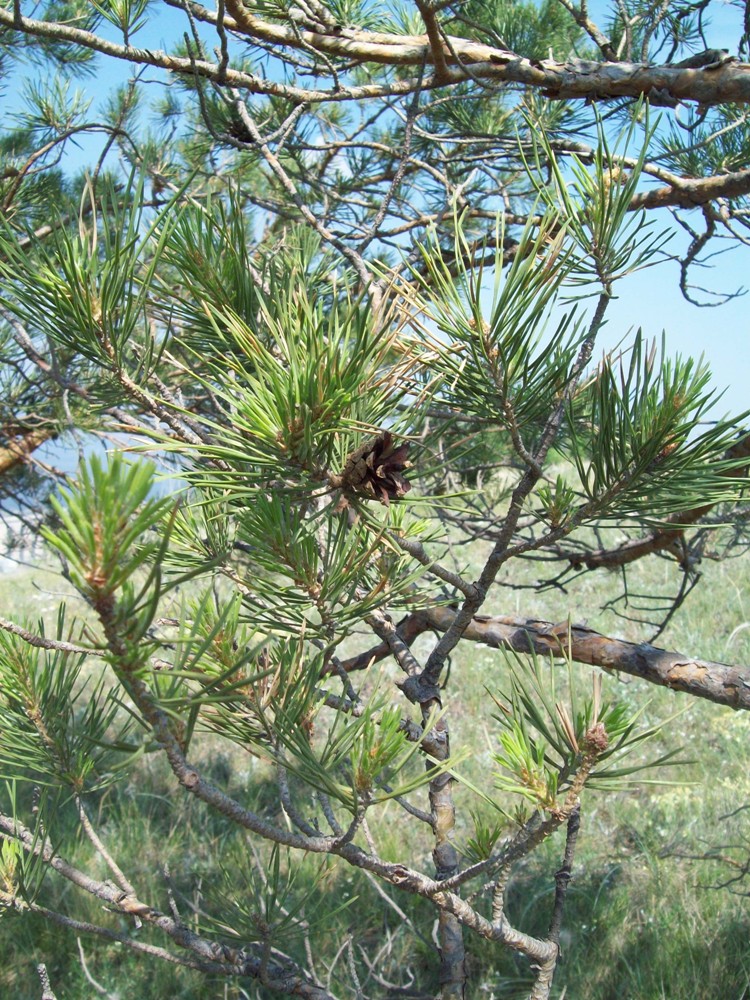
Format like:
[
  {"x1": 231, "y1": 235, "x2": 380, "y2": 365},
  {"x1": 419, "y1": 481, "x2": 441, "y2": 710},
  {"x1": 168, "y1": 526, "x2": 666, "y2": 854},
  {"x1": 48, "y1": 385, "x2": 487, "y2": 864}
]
[{"x1": 1, "y1": 2, "x2": 750, "y2": 997}]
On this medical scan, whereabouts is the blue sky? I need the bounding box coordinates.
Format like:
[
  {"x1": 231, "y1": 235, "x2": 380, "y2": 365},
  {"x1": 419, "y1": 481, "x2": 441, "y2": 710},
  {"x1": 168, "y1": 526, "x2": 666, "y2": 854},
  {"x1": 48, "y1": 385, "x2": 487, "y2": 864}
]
[
  {"x1": 595, "y1": 240, "x2": 749, "y2": 419},
  {"x1": 4, "y1": 2, "x2": 749, "y2": 419},
  {"x1": 580, "y1": 0, "x2": 750, "y2": 418}
]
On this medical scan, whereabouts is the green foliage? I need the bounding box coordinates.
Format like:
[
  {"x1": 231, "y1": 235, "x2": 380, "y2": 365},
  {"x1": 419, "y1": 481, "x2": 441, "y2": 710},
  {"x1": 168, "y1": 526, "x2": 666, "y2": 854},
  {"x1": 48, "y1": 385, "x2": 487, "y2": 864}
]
[
  {"x1": 0, "y1": 784, "x2": 55, "y2": 907},
  {"x1": 13, "y1": 1, "x2": 99, "y2": 70},
  {"x1": 537, "y1": 474, "x2": 579, "y2": 527},
  {"x1": 657, "y1": 103, "x2": 750, "y2": 183},
  {"x1": 229, "y1": 495, "x2": 427, "y2": 635},
  {"x1": 154, "y1": 226, "x2": 416, "y2": 497},
  {"x1": 42, "y1": 453, "x2": 174, "y2": 622},
  {"x1": 461, "y1": 811, "x2": 508, "y2": 863},
  {"x1": 271, "y1": 685, "x2": 450, "y2": 812},
  {"x1": 459, "y1": 0, "x2": 584, "y2": 60},
  {"x1": 0, "y1": 173, "x2": 176, "y2": 374},
  {"x1": 0, "y1": 609, "x2": 130, "y2": 792},
  {"x1": 15, "y1": 76, "x2": 92, "y2": 136},
  {"x1": 205, "y1": 845, "x2": 354, "y2": 948},
  {"x1": 2, "y1": 1, "x2": 750, "y2": 996},
  {"x1": 406, "y1": 210, "x2": 583, "y2": 436},
  {"x1": 157, "y1": 192, "x2": 266, "y2": 346},
  {"x1": 489, "y1": 649, "x2": 679, "y2": 810},
  {"x1": 87, "y1": 0, "x2": 151, "y2": 41},
  {"x1": 526, "y1": 106, "x2": 671, "y2": 287},
  {"x1": 570, "y1": 333, "x2": 749, "y2": 520}
]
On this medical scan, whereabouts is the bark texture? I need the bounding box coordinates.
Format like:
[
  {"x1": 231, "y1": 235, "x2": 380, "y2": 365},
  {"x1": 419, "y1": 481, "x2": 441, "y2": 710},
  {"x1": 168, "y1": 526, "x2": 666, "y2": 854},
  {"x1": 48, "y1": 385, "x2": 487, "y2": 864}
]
[{"x1": 425, "y1": 607, "x2": 750, "y2": 711}]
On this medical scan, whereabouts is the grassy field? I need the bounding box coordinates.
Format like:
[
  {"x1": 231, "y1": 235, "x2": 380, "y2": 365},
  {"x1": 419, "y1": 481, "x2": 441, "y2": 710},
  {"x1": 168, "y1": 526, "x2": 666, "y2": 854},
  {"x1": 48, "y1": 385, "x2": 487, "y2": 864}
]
[{"x1": 1, "y1": 541, "x2": 750, "y2": 1000}]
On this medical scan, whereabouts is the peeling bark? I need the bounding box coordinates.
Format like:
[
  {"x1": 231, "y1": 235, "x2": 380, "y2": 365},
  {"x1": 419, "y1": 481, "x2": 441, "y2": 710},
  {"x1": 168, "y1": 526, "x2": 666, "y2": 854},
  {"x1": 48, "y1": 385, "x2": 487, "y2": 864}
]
[
  {"x1": 424, "y1": 607, "x2": 750, "y2": 711},
  {"x1": 428, "y1": 720, "x2": 466, "y2": 999},
  {"x1": 630, "y1": 167, "x2": 750, "y2": 208},
  {"x1": 337, "y1": 606, "x2": 750, "y2": 712},
  {"x1": 3, "y1": 3, "x2": 750, "y2": 107},
  {"x1": 0, "y1": 427, "x2": 57, "y2": 476}
]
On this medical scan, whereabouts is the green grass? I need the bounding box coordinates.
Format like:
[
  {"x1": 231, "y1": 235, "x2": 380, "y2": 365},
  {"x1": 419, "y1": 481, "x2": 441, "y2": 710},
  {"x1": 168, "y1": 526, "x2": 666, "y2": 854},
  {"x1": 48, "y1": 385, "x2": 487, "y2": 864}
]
[{"x1": 2, "y1": 545, "x2": 750, "y2": 999}]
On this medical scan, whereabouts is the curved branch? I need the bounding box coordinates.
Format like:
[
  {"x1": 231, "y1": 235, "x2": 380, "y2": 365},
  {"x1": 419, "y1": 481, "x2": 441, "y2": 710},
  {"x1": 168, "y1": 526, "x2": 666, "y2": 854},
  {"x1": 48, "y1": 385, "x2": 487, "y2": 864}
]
[
  {"x1": 0, "y1": 811, "x2": 337, "y2": 998},
  {"x1": 424, "y1": 607, "x2": 750, "y2": 711},
  {"x1": 556, "y1": 432, "x2": 750, "y2": 570},
  {"x1": 2, "y1": 4, "x2": 750, "y2": 107},
  {"x1": 631, "y1": 167, "x2": 750, "y2": 209},
  {"x1": 0, "y1": 428, "x2": 57, "y2": 477}
]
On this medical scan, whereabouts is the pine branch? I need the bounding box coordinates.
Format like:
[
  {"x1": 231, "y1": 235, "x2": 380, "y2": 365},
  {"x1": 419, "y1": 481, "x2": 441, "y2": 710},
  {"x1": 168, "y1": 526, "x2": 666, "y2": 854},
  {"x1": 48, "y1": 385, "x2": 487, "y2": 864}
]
[
  {"x1": 0, "y1": 812, "x2": 339, "y2": 997},
  {"x1": 3, "y1": 4, "x2": 750, "y2": 108},
  {"x1": 553, "y1": 432, "x2": 750, "y2": 571},
  {"x1": 0, "y1": 428, "x2": 58, "y2": 477},
  {"x1": 424, "y1": 606, "x2": 750, "y2": 711}
]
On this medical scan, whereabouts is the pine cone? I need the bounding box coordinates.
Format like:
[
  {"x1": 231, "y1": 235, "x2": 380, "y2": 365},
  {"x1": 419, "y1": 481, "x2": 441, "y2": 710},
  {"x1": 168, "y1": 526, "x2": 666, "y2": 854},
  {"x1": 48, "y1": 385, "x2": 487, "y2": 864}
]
[{"x1": 336, "y1": 432, "x2": 412, "y2": 505}]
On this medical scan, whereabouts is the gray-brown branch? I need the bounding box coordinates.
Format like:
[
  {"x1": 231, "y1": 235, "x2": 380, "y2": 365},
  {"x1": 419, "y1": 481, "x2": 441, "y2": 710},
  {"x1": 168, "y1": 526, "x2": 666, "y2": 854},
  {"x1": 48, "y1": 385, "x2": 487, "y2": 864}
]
[
  {"x1": 555, "y1": 431, "x2": 750, "y2": 571},
  {"x1": 3, "y1": 4, "x2": 750, "y2": 107},
  {"x1": 425, "y1": 607, "x2": 750, "y2": 711}
]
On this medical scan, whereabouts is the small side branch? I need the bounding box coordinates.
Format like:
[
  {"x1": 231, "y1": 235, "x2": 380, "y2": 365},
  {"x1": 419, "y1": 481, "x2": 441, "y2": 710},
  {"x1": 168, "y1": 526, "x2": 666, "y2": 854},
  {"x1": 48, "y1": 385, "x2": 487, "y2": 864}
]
[
  {"x1": 37, "y1": 965, "x2": 58, "y2": 1000},
  {"x1": 336, "y1": 611, "x2": 431, "y2": 674},
  {"x1": 75, "y1": 796, "x2": 136, "y2": 897},
  {"x1": 548, "y1": 805, "x2": 581, "y2": 945},
  {"x1": 0, "y1": 618, "x2": 90, "y2": 656},
  {"x1": 415, "y1": 1, "x2": 449, "y2": 82},
  {"x1": 552, "y1": 0, "x2": 617, "y2": 59}
]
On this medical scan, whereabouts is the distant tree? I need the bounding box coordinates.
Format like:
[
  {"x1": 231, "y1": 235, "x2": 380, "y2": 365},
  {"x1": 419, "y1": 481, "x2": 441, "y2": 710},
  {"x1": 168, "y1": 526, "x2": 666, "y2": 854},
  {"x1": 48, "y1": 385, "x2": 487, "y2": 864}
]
[{"x1": 1, "y1": 2, "x2": 750, "y2": 997}]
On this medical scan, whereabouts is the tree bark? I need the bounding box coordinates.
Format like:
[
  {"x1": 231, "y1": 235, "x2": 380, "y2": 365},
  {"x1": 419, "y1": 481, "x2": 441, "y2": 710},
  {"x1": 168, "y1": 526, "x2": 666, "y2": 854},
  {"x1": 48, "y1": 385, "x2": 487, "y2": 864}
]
[
  {"x1": 0, "y1": 427, "x2": 56, "y2": 477},
  {"x1": 4, "y1": 4, "x2": 750, "y2": 107},
  {"x1": 424, "y1": 607, "x2": 750, "y2": 711}
]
